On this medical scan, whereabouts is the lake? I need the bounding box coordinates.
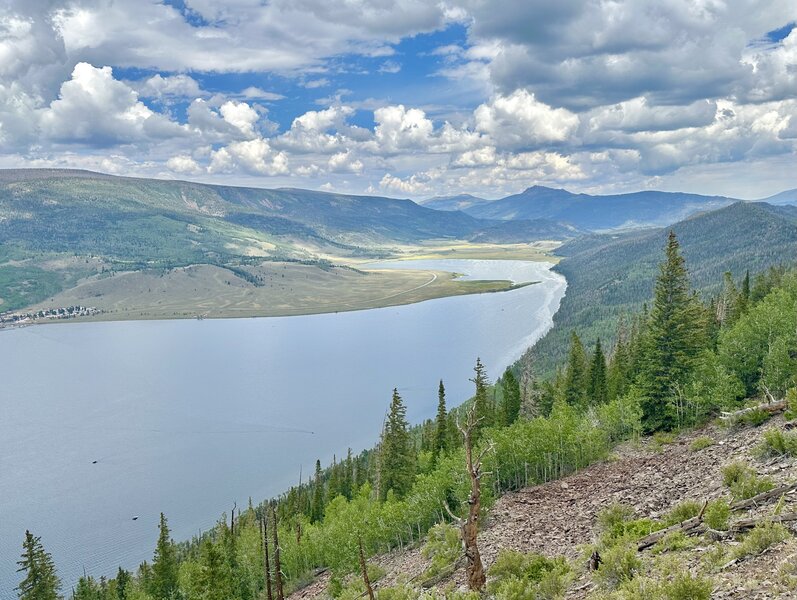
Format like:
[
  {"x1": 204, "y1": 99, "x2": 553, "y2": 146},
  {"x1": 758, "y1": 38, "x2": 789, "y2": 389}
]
[{"x1": 0, "y1": 259, "x2": 565, "y2": 597}]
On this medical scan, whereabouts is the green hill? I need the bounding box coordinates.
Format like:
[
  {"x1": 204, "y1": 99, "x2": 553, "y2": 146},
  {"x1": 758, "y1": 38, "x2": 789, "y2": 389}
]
[{"x1": 527, "y1": 201, "x2": 797, "y2": 374}]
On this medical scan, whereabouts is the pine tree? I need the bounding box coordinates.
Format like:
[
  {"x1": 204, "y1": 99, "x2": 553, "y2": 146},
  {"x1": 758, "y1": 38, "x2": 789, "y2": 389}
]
[
  {"x1": 198, "y1": 540, "x2": 233, "y2": 600},
  {"x1": 327, "y1": 455, "x2": 341, "y2": 500},
  {"x1": 471, "y1": 358, "x2": 491, "y2": 437},
  {"x1": 114, "y1": 568, "x2": 130, "y2": 600},
  {"x1": 638, "y1": 231, "x2": 705, "y2": 431},
  {"x1": 586, "y1": 339, "x2": 608, "y2": 405},
  {"x1": 342, "y1": 449, "x2": 354, "y2": 499},
  {"x1": 716, "y1": 271, "x2": 738, "y2": 327},
  {"x1": 735, "y1": 270, "x2": 750, "y2": 318},
  {"x1": 563, "y1": 332, "x2": 588, "y2": 407},
  {"x1": 501, "y1": 368, "x2": 521, "y2": 425},
  {"x1": 379, "y1": 388, "x2": 415, "y2": 499},
  {"x1": 311, "y1": 460, "x2": 324, "y2": 523},
  {"x1": 150, "y1": 513, "x2": 178, "y2": 599},
  {"x1": 432, "y1": 380, "x2": 448, "y2": 462},
  {"x1": 16, "y1": 530, "x2": 61, "y2": 600}
]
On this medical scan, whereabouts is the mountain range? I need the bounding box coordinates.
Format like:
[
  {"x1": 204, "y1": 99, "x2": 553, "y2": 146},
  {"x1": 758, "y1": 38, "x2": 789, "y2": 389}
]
[{"x1": 423, "y1": 185, "x2": 797, "y2": 231}]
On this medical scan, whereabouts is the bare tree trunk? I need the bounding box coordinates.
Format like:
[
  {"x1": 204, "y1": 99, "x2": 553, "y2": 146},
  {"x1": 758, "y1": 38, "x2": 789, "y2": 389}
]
[
  {"x1": 271, "y1": 506, "x2": 284, "y2": 600},
  {"x1": 260, "y1": 513, "x2": 273, "y2": 600},
  {"x1": 445, "y1": 405, "x2": 491, "y2": 593},
  {"x1": 358, "y1": 535, "x2": 375, "y2": 600}
]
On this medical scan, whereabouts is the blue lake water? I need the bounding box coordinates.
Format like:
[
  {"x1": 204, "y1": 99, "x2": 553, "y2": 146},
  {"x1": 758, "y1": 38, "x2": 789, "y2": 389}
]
[{"x1": 0, "y1": 259, "x2": 565, "y2": 597}]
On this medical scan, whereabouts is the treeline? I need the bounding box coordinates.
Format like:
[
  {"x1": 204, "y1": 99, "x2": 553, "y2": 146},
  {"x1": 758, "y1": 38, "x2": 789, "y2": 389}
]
[{"x1": 16, "y1": 232, "x2": 797, "y2": 600}]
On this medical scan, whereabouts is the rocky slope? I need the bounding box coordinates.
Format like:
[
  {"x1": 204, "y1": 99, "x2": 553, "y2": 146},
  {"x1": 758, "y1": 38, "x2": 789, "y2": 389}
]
[{"x1": 289, "y1": 416, "x2": 797, "y2": 599}]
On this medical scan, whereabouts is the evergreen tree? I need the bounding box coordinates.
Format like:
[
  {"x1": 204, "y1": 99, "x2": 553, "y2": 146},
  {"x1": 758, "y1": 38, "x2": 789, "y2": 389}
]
[
  {"x1": 114, "y1": 569, "x2": 130, "y2": 600},
  {"x1": 150, "y1": 513, "x2": 178, "y2": 599},
  {"x1": 16, "y1": 530, "x2": 61, "y2": 600},
  {"x1": 379, "y1": 388, "x2": 415, "y2": 499},
  {"x1": 638, "y1": 231, "x2": 705, "y2": 431},
  {"x1": 327, "y1": 455, "x2": 341, "y2": 500},
  {"x1": 342, "y1": 449, "x2": 354, "y2": 500},
  {"x1": 432, "y1": 380, "x2": 448, "y2": 461},
  {"x1": 563, "y1": 332, "x2": 588, "y2": 407},
  {"x1": 586, "y1": 339, "x2": 608, "y2": 405},
  {"x1": 501, "y1": 368, "x2": 521, "y2": 425},
  {"x1": 311, "y1": 460, "x2": 324, "y2": 523},
  {"x1": 716, "y1": 271, "x2": 738, "y2": 327},
  {"x1": 471, "y1": 358, "x2": 491, "y2": 437},
  {"x1": 735, "y1": 270, "x2": 751, "y2": 318}
]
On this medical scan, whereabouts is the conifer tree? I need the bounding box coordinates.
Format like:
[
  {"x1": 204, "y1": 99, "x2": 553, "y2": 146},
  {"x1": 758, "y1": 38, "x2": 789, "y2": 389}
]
[
  {"x1": 342, "y1": 449, "x2": 354, "y2": 499},
  {"x1": 432, "y1": 380, "x2": 448, "y2": 461},
  {"x1": 735, "y1": 270, "x2": 750, "y2": 318},
  {"x1": 563, "y1": 332, "x2": 588, "y2": 407},
  {"x1": 471, "y1": 358, "x2": 491, "y2": 437},
  {"x1": 638, "y1": 231, "x2": 704, "y2": 431},
  {"x1": 114, "y1": 568, "x2": 130, "y2": 600},
  {"x1": 501, "y1": 368, "x2": 521, "y2": 425},
  {"x1": 150, "y1": 513, "x2": 178, "y2": 600},
  {"x1": 17, "y1": 530, "x2": 61, "y2": 600},
  {"x1": 198, "y1": 539, "x2": 232, "y2": 600},
  {"x1": 327, "y1": 455, "x2": 341, "y2": 500},
  {"x1": 586, "y1": 339, "x2": 608, "y2": 405},
  {"x1": 311, "y1": 460, "x2": 324, "y2": 523},
  {"x1": 379, "y1": 388, "x2": 414, "y2": 499}
]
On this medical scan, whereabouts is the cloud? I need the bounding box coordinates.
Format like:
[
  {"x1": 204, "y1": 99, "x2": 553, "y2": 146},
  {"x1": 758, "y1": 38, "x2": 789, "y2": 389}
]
[
  {"x1": 209, "y1": 139, "x2": 289, "y2": 176},
  {"x1": 474, "y1": 89, "x2": 579, "y2": 147},
  {"x1": 166, "y1": 155, "x2": 202, "y2": 174},
  {"x1": 239, "y1": 87, "x2": 286, "y2": 101},
  {"x1": 40, "y1": 63, "x2": 187, "y2": 146},
  {"x1": 135, "y1": 74, "x2": 204, "y2": 100}
]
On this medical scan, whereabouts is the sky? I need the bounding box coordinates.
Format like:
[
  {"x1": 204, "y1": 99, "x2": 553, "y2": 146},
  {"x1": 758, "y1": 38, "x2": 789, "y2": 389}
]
[{"x1": 0, "y1": 0, "x2": 795, "y2": 199}]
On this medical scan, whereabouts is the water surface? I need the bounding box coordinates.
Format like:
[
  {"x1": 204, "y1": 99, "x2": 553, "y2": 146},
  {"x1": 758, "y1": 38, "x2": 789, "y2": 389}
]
[{"x1": 0, "y1": 259, "x2": 565, "y2": 597}]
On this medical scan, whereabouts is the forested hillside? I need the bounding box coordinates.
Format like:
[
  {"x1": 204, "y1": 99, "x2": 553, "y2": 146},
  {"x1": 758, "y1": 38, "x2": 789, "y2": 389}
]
[
  {"x1": 17, "y1": 230, "x2": 797, "y2": 600},
  {"x1": 526, "y1": 201, "x2": 797, "y2": 375}
]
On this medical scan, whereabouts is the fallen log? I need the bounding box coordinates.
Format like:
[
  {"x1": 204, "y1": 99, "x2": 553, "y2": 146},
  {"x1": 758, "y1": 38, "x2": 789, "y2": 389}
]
[
  {"x1": 720, "y1": 400, "x2": 786, "y2": 421},
  {"x1": 730, "y1": 482, "x2": 797, "y2": 511},
  {"x1": 637, "y1": 501, "x2": 707, "y2": 551},
  {"x1": 419, "y1": 558, "x2": 466, "y2": 588},
  {"x1": 729, "y1": 512, "x2": 797, "y2": 534}
]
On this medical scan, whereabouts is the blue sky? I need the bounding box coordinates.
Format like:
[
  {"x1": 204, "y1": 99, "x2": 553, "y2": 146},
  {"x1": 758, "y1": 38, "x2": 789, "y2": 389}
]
[{"x1": 0, "y1": 1, "x2": 795, "y2": 199}]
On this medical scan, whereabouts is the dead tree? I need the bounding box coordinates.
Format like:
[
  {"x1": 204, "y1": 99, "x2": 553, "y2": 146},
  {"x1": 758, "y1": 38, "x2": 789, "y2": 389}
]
[
  {"x1": 445, "y1": 404, "x2": 493, "y2": 592},
  {"x1": 358, "y1": 535, "x2": 375, "y2": 600},
  {"x1": 259, "y1": 511, "x2": 273, "y2": 600},
  {"x1": 271, "y1": 505, "x2": 284, "y2": 600}
]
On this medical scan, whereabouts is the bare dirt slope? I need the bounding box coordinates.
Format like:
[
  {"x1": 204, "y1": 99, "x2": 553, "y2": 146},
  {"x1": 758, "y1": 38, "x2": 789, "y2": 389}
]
[{"x1": 290, "y1": 418, "x2": 797, "y2": 599}]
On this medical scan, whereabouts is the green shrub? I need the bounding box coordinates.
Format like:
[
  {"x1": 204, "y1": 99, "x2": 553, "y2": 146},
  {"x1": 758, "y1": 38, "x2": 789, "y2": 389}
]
[
  {"x1": 721, "y1": 461, "x2": 774, "y2": 500},
  {"x1": 732, "y1": 521, "x2": 790, "y2": 559},
  {"x1": 597, "y1": 503, "x2": 662, "y2": 546},
  {"x1": 737, "y1": 408, "x2": 771, "y2": 427},
  {"x1": 653, "y1": 432, "x2": 677, "y2": 446},
  {"x1": 421, "y1": 522, "x2": 462, "y2": 579},
  {"x1": 376, "y1": 583, "x2": 416, "y2": 600},
  {"x1": 594, "y1": 543, "x2": 641, "y2": 590},
  {"x1": 651, "y1": 531, "x2": 696, "y2": 555},
  {"x1": 703, "y1": 499, "x2": 730, "y2": 531},
  {"x1": 663, "y1": 500, "x2": 703, "y2": 526},
  {"x1": 754, "y1": 428, "x2": 797, "y2": 458},
  {"x1": 689, "y1": 437, "x2": 714, "y2": 451},
  {"x1": 785, "y1": 388, "x2": 797, "y2": 420},
  {"x1": 488, "y1": 550, "x2": 570, "y2": 600},
  {"x1": 661, "y1": 572, "x2": 713, "y2": 600}
]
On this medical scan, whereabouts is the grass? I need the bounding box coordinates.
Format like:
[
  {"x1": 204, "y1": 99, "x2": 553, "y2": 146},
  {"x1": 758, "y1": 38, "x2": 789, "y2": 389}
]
[
  {"x1": 18, "y1": 259, "x2": 529, "y2": 322},
  {"x1": 754, "y1": 428, "x2": 797, "y2": 458},
  {"x1": 732, "y1": 521, "x2": 790, "y2": 559},
  {"x1": 689, "y1": 436, "x2": 714, "y2": 451},
  {"x1": 721, "y1": 461, "x2": 775, "y2": 501}
]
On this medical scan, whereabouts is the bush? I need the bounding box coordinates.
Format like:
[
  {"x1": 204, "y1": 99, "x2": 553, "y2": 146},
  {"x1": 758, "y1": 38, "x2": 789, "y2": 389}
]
[
  {"x1": 721, "y1": 461, "x2": 774, "y2": 500},
  {"x1": 661, "y1": 572, "x2": 713, "y2": 600},
  {"x1": 736, "y1": 408, "x2": 771, "y2": 427},
  {"x1": 732, "y1": 521, "x2": 790, "y2": 559},
  {"x1": 651, "y1": 531, "x2": 696, "y2": 555},
  {"x1": 488, "y1": 550, "x2": 570, "y2": 600},
  {"x1": 421, "y1": 522, "x2": 461, "y2": 579},
  {"x1": 597, "y1": 503, "x2": 662, "y2": 546},
  {"x1": 785, "y1": 388, "x2": 797, "y2": 420},
  {"x1": 754, "y1": 428, "x2": 797, "y2": 459},
  {"x1": 653, "y1": 432, "x2": 677, "y2": 446},
  {"x1": 703, "y1": 499, "x2": 730, "y2": 531},
  {"x1": 689, "y1": 437, "x2": 714, "y2": 451},
  {"x1": 663, "y1": 500, "x2": 703, "y2": 526},
  {"x1": 594, "y1": 543, "x2": 641, "y2": 590}
]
